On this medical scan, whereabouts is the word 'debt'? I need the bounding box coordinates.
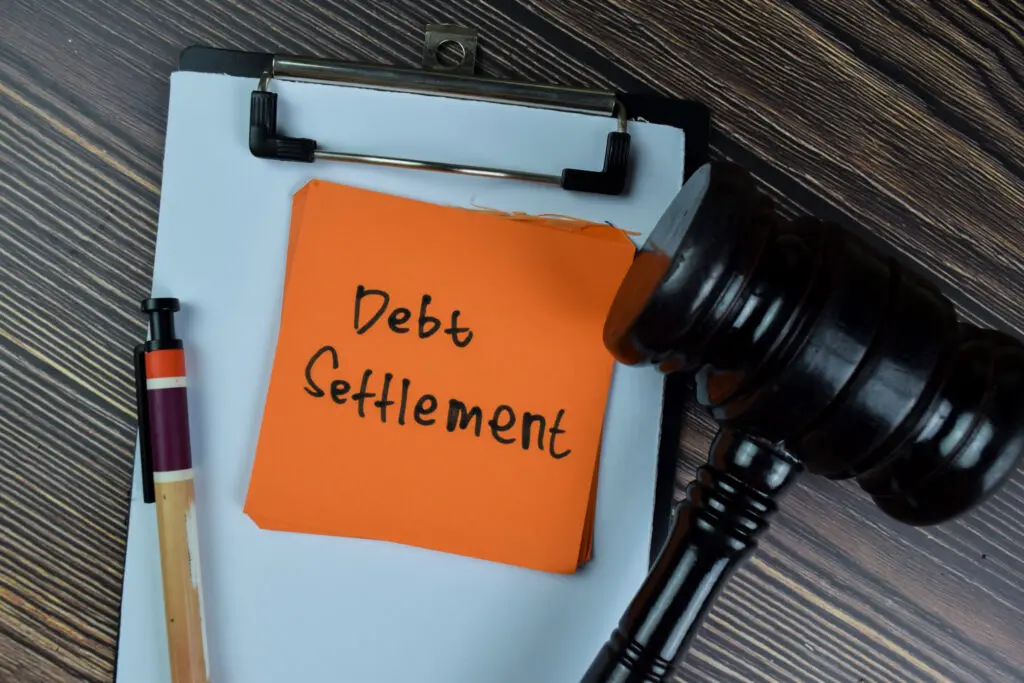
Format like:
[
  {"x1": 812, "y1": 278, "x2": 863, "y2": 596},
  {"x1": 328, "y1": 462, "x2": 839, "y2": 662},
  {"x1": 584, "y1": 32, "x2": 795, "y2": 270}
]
[
  {"x1": 302, "y1": 285, "x2": 571, "y2": 459},
  {"x1": 354, "y1": 285, "x2": 473, "y2": 348}
]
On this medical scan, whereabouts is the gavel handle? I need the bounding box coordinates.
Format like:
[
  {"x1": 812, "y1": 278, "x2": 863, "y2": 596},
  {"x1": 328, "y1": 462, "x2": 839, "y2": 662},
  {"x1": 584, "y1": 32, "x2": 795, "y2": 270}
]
[{"x1": 582, "y1": 432, "x2": 802, "y2": 683}]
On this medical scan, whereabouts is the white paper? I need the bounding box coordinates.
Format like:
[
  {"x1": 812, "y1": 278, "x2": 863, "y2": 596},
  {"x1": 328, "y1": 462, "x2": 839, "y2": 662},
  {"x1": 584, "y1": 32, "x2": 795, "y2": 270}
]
[{"x1": 116, "y1": 71, "x2": 684, "y2": 683}]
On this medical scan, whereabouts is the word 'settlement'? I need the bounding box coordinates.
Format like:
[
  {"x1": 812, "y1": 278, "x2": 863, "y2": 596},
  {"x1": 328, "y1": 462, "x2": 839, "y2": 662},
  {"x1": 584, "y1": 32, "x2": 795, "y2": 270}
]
[{"x1": 303, "y1": 285, "x2": 572, "y2": 459}]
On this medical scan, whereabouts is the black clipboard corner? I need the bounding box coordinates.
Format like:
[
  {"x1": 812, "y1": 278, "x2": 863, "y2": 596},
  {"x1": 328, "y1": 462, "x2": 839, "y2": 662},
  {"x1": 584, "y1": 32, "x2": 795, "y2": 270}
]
[{"x1": 178, "y1": 45, "x2": 271, "y2": 76}]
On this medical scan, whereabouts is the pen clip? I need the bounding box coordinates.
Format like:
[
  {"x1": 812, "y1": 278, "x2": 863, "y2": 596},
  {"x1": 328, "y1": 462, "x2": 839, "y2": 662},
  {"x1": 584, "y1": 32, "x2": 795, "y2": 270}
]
[{"x1": 134, "y1": 343, "x2": 155, "y2": 504}]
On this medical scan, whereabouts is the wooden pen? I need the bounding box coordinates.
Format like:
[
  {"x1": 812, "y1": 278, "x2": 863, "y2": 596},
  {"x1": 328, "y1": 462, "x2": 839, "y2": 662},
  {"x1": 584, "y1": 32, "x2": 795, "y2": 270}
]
[{"x1": 134, "y1": 297, "x2": 210, "y2": 683}]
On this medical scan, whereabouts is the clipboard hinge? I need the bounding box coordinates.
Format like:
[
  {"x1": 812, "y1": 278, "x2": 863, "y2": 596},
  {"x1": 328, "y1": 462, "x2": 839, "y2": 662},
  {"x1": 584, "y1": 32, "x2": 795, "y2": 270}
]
[
  {"x1": 247, "y1": 26, "x2": 632, "y2": 195},
  {"x1": 250, "y1": 90, "x2": 316, "y2": 163}
]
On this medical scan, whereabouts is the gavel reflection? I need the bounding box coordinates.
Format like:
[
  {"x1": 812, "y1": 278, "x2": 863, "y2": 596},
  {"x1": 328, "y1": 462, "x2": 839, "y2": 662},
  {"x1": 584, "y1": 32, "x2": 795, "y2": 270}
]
[{"x1": 585, "y1": 162, "x2": 1024, "y2": 682}]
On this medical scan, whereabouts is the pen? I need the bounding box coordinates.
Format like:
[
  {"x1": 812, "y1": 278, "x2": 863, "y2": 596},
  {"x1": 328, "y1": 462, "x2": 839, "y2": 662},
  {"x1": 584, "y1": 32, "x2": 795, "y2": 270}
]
[{"x1": 133, "y1": 297, "x2": 210, "y2": 683}]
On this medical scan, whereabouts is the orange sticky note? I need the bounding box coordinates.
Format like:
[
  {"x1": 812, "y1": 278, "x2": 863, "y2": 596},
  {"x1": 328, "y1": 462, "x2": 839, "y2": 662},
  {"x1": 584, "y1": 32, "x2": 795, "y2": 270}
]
[{"x1": 244, "y1": 180, "x2": 635, "y2": 573}]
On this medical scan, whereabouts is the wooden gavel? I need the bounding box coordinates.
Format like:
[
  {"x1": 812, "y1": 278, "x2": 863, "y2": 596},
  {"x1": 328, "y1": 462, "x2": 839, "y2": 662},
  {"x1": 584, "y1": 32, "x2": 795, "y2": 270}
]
[{"x1": 584, "y1": 161, "x2": 1024, "y2": 682}]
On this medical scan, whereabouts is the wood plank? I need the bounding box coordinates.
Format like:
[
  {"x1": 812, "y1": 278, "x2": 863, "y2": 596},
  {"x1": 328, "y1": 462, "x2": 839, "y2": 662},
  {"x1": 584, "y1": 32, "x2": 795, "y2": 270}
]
[
  {"x1": 0, "y1": 1, "x2": 1021, "y2": 681},
  {"x1": 513, "y1": 0, "x2": 1024, "y2": 330},
  {"x1": 0, "y1": 628, "x2": 83, "y2": 683}
]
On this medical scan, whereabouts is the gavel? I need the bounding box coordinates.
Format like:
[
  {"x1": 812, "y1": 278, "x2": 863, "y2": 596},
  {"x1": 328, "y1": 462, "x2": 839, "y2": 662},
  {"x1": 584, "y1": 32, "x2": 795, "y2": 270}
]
[{"x1": 584, "y1": 161, "x2": 1024, "y2": 682}]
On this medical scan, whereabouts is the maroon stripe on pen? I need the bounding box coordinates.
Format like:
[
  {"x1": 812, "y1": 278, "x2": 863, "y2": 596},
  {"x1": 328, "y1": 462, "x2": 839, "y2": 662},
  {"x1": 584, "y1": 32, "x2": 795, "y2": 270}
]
[{"x1": 147, "y1": 386, "x2": 193, "y2": 472}]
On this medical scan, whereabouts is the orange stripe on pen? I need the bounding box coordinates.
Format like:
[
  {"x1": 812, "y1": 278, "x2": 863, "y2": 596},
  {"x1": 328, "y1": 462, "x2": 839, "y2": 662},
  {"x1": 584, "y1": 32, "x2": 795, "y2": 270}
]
[{"x1": 146, "y1": 349, "x2": 187, "y2": 379}]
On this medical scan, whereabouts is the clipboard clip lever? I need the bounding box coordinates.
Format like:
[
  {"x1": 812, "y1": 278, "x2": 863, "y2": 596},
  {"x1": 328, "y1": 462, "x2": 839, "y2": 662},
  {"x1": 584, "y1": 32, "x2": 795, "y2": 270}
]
[{"x1": 249, "y1": 26, "x2": 632, "y2": 195}]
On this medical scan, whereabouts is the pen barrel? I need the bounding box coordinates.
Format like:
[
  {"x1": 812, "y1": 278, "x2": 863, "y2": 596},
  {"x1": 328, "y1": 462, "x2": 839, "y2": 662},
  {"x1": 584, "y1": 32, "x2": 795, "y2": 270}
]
[
  {"x1": 155, "y1": 475, "x2": 210, "y2": 683},
  {"x1": 146, "y1": 349, "x2": 210, "y2": 683}
]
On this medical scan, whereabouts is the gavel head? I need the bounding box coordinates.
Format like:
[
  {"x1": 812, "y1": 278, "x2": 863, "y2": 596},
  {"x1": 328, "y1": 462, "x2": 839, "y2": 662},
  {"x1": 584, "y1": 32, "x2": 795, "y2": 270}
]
[{"x1": 605, "y1": 161, "x2": 1024, "y2": 525}]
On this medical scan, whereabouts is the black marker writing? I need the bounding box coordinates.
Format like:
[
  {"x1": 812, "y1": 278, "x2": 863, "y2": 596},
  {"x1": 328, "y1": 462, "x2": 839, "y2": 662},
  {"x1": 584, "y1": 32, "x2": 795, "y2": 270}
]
[
  {"x1": 304, "y1": 345, "x2": 338, "y2": 397},
  {"x1": 353, "y1": 286, "x2": 474, "y2": 348},
  {"x1": 303, "y1": 346, "x2": 572, "y2": 458},
  {"x1": 447, "y1": 400, "x2": 483, "y2": 437}
]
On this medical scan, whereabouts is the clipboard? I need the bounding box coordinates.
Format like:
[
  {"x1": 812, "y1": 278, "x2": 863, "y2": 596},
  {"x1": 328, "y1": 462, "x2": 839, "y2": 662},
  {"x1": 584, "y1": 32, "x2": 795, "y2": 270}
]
[
  {"x1": 117, "y1": 30, "x2": 709, "y2": 683},
  {"x1": 182, "y1": 33, "x2": 710, "y2": 558}
]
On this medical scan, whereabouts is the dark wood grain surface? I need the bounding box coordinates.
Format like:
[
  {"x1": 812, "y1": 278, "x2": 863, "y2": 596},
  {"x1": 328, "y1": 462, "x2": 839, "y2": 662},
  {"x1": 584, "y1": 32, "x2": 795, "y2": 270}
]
[{"x1": 1, "y1": 1, "x2": 1021, "y2": 681}]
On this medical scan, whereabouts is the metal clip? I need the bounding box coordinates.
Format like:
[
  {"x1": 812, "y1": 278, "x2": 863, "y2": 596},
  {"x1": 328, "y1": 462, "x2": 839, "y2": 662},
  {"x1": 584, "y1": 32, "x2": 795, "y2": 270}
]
[
  {"x1": 133, "y1": 343, "x2": 155, "y2": 504},
  {"x1": 247, "y1": 25, "x2": 632, "y2": 195}
]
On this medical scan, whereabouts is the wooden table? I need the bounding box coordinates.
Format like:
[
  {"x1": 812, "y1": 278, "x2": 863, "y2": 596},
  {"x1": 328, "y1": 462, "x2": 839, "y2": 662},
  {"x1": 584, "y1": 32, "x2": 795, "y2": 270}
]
[{"x1": 2, "y1": 2, "x2": 1022, "y2": 681}]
